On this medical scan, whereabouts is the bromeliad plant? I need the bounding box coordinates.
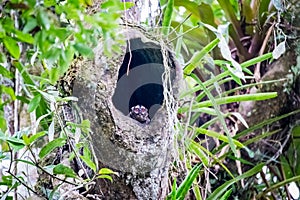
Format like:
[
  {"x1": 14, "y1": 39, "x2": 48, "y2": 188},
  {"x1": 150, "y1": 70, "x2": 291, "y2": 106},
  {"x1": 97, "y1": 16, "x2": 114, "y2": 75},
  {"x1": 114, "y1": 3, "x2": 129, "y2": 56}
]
[
  {"x1": 158, "y1": 0, "x2": 299, "y2": 199},
  {"x1": 170, "y1": 39, "x2": 280, "y2": 200}
]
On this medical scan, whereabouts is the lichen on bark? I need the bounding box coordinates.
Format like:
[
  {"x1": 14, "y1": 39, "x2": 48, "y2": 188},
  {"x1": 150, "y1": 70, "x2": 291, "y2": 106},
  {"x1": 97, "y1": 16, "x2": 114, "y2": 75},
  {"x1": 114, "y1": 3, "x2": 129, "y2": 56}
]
[{"x1": 63, "y1": 27, "x2": 181, "y2": 199}]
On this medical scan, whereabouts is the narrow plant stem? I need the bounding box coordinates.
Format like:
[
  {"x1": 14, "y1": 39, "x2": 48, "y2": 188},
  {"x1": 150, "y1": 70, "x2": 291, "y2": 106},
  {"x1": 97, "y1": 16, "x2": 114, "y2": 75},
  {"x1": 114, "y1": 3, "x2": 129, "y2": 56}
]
[
  {"x1": 254, "y1": 22, "x2": 275, "y2": 81},
  {"x1": 168, "y1": 24, "x2": 200, "y2": 44},
  {"x1": 259, "y1": 170, "x2": 277, "y2": 199},
  {"x1": 168, "y1": 12, "x2": 192, "y2": 37},
  {"x1": 280, "y1": 164, "x2": 292, "y2": 200},
  {"x1": 54, "y1": 104, "x2": 91, "y2": 179},
  {"x1": 27, "y1": 139, "x2": 79, "y2": 186},
  {"x1": 34, "y1": 159, "x2": 79, "y2": 186},
  {"x1": 7, "y1": 171, "x2": 39, "y2": 196},
  {"x1": 229, "y1": 27, "x2": 251, "y2": 61}
]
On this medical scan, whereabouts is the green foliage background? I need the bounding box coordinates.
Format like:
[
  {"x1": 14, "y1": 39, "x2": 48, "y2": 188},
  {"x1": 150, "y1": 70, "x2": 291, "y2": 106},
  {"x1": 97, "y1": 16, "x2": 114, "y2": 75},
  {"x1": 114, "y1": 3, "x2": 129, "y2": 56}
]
[{"x1": 0, "y1": 0, "x2": 299, "y2": 199}]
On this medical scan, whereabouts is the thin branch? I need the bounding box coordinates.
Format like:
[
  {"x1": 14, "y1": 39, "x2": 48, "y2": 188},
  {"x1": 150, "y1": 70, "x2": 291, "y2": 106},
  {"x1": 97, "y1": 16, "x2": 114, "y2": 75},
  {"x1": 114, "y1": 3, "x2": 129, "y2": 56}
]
[
  {"x1": 254, "y1": 22, "x2": 275, "y2": 82},
  {"x1": 54, "y1": 104, "x2": 91, "y2": 179},
  {"x1": 7, "y1": 171, "x2": 39, "y2": 196},
  {"x1": 26, "y1": 144, "x2": 79, "y2": 186},
  {"x1": 168, "y1": 24, "x2": 200, "y2": 44},
  {"x1": 168, "y1": 12, "x2": 192, "y2": 37}
]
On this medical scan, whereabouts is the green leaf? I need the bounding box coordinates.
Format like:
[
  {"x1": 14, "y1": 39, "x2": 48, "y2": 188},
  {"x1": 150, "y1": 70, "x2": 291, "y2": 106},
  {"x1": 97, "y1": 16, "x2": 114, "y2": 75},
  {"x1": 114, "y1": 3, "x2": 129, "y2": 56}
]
[
  {"x1": 23, "y1": 17, "x2": 38, "y2": 33},
  {"x1": 192, "y1": 184, "x2": 202, "y2": 200},
  {"x1": 207, "y1": 163, "x2": 264, "y2": 200},
  {"x1": 258, "y1": 0, "x2": 271, "y2": 26},
  {"x1": 180, "y1": 92, "x2": 278, "y2": 111},
  {"x1": 80, "y1": 154, "x2": 96, "y2": 173},
  {"x1": 240, "y1": 53, "x2": 273, "y2": 68},
  {"x1": 0, "y1": 52, "x2": 7, "y2": 63},
  {"x1": 6, "y1": 137, "x2": 25, "y2": 150},
  {"x1": 101, "y1": 1, "x2": 134, "y2": 10},
  {"x1": 174, "y1": 0, "x2": 199, "y2": 19},
  {"x1": 198, "y1": 3, "x2": 216, "y2": 27},
  {"x1": 168, "y1": 178, "x2": 177, "y2": 200},
  {"x1": 3, "y1": 36, "x2": 20, "y2": 59},
  {"x1": 14, "y1": 30, "x2": 34, "y2": 44},
  {"x1": 83, "y1": 0, "x2": 93, "y2": 6},
  {"x1": 219, "y1": 188, "x2": 232, "y2": 200},
  {"x1": 195, "y1": 128, "x2": 245, "y2": 148},
  {"x1": 175, "y1": 163, "x2": 202, "y2": 200},
  {"x1": 292, "y1": 125, "x2": 300, "y2": 137},
  {"x1": 80, "y1": 146, "x2": 96, "y2": 172},
  {"x1": 188, "y1": 140, "x2": 209, "y2": 166},
  {"x1": 15, "y1": 159, "x2": 36, "y2": 166},
  {"x1": 53, "y1": 164, "x2": 77, "y2": 178},
  {"x1": 98, "y1": 168, "x2": 118, "y2": 176},
  {"x1": 1, "y1": 85, "x2": 16, "y2": 100},
  {"x1": 162, "y1": 0, "x2": 174, "y2": 35},
  {"x1": 36, "y1": 31, "x2": 50, "y2": 53},
  {"x1": 171, "y1": 21, "x2": 209, "y2": 47},
  {"x1": 39, "y1": 138, "x2": 66, "y2": 159},
  {"x1": 44, "y1": 0, "x2": 57, "y2": 7},
  {"x1": 98, "y1": 175, "x2": 113, "y2": 182},
  {"x1": 0, "y1": 115, "x2": 7, "y2": 133},
  {"x1": 37, "y1": 9, "x2": 50, "y2": 30},
  {"x1": 0, "y1": 65, "x2": 14, "y2": 79},
  {"x1": 13, "y1": 61, "x2": 35, "y2": 85},
  {"x1": 0, "y1": 175, "x2": 12, "y2": 187},
  {"x1": 43, "y1": 47, "x2": 61, "y2": 62},
  {"x1": 0, "y1": 152, "x2": 6, "y2": 160},
  {"x1": 49, "y1": 67, "x2": 60, "y2": 85},
  {"x1": 6, "y1": 137, "x2": 25, "y2": 151},
  {"x1": 28, "y1": 94, "x2": 41, "y2": 113},
  {"x1": 22, "y1": 134, "x2": 30, "y2": 146},
  {"x1": 0, "y1": 131, "x2": 24, "y2": 150},
  {"x1": 181, "y1": 53, "x2": 273, "y2": 99},
  {"x1": 80, "y1": 119, "x2": 91, "y2": 134},
  {"x1": 184, "y1": 38, "x2": 220, "y2": 75},
  {"x1": 73, "y1": 43, "x2": 94, "y2": 57},
  {"x1": 29, "y1": 131, "x2": 46, "y2": 144},
  {"x1": 53, "y1": 27, "x2": 71, "y2": 41},
  {"x1": 160, "y1": 0, "x2": 168, "y2": 6},
  {"x1": 0, "y1": 23, "x2": 6, "y2": 38},
  {"x1": 192, "y1": 73, "x2": 237, "y2": 156}
]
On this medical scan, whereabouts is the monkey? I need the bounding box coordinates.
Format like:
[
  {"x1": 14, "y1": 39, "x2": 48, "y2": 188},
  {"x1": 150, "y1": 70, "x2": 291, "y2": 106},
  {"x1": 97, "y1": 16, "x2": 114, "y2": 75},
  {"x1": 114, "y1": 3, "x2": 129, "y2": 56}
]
[{"x1": 129, "y1": 105, "x2": 151, "y2": 124}]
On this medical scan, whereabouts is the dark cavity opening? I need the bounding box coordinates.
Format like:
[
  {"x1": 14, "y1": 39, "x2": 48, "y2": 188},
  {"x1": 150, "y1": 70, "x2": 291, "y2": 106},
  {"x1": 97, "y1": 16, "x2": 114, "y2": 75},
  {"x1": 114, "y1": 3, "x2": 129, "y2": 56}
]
[{"x1": 112, "y1": 38, "x2": 172, "y2": 119}]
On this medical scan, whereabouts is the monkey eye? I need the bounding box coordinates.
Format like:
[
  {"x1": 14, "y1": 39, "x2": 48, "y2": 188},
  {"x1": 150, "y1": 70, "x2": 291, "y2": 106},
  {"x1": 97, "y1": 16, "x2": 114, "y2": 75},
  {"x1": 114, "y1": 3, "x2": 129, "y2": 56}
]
[
  {"x1": 133, "y1": 107, "x2": 140, "y2": 113},
  {"x1": 140, "y1": 106, "x2": 146, "y2": 113}
]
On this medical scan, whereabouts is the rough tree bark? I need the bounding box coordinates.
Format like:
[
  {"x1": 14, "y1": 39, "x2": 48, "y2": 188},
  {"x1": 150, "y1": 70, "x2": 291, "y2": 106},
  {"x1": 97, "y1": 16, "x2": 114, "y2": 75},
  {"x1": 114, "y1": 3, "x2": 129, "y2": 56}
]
[{"x1": 65, "y1": 28, "x2": 181, "y2": 199}]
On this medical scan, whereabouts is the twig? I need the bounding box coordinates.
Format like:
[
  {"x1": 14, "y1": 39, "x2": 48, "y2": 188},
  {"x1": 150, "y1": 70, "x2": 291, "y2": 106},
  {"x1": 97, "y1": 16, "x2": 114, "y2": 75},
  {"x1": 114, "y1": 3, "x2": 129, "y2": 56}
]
[
  {"x1": 168, "y1": 12, "x2": 192, "y2": 37},
  {"x1": 7, "y1": 171, "x2": 39, "y2": 196},
  {"x1": 58, "y1": 183, "x2": 88, "y2": 200},
  {"x1": 168, "y1": 23, "x2": 200, "y2": 44},
  {"x1": 259, "y1": 169, "x2": 277, "y2": 199},
  {"x1": 54, "y1": 104, "x2": 91, "y2": 180},
  {"x1": 254, "y1": 22, "x2": 275, "y2": 82},
  {"x1": 123, "y1": 0, "x2": 132, "y2": 76},
  {"x1": 26, "y1": 138, "x2": 79, "y2": 186},
  {"x1": 280, "y1": 164, "x2": 292, "y2": 200}
]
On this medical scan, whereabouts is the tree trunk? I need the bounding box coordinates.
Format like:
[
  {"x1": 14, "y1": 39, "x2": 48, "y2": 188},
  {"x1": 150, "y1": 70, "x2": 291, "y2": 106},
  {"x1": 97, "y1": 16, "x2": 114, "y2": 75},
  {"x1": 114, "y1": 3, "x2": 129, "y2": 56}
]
[{"x1": 66, "y1": 28, "x2": 181, "y2": 199}]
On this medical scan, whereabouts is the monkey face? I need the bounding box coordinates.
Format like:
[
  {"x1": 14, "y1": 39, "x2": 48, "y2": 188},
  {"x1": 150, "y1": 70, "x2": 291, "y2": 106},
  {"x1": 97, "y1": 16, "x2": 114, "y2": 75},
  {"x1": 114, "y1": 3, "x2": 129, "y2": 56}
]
[{"x1": 129, "y1": 105, "x2": 150, "y2": 124}]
